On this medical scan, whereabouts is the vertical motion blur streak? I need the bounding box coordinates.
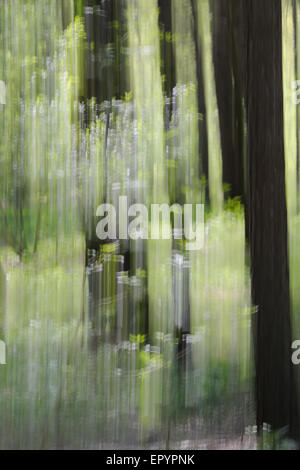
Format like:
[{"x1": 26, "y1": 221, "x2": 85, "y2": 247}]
[{"x1": 1, "y1": 0, "x2": 296, "y2": 450}]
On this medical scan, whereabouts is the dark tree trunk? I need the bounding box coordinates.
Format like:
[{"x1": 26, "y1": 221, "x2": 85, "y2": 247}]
[
  {"x1": 246, "y1": 0, "x2": 298, "y2": 436},
  {"x1": 84, "y1": 0, "x2": 127, "y2": 104},
  {"x1": 212, "y1": 0, "x2": 246, "y2": 201},
  {"x1": 212, "y1": 0, "x2": 235, "y2": 196},
  {"x1": 158, "y1": 0, "x2": 176, "y2": 97}
]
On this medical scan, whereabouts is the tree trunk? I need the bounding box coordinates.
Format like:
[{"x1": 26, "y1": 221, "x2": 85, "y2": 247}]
[
  {"x1": 246, "y1": 0, "x2": 298, "y2": 436},
  {"x1": 191, "y1": 0, "x2": 209, "y2": 182},
  {"x1": 212, "y1": 0, "x2": 235, "y2": 197},
  {"x1": 212, "y1": 0, "x2": 247, "y2": 202}
]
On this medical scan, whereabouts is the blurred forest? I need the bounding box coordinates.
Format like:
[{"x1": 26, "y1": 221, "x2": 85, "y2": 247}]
[{"x1": 0, "y1": 0, "x2": 299, "y2": 450}]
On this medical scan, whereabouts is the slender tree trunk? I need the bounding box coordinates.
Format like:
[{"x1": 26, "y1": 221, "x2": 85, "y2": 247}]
[
  {"x1": 158, "y1": 0, "x2": 176, "y2": 97},
  {"x1": 191, "y1": 0, "x2": 209, "y2": 182},
  {"x1": 196, "y1": 0, "x2": 223, "y2": 213},
  {"x1": 246, "y1": 0, "x2": 298, "y2": 436},
  {"x1": 212, "y1": 0, "x2": 235, "y2": 196},
  {"x1": 212, "y1": 0, "x2": 247, "y2": 202}
]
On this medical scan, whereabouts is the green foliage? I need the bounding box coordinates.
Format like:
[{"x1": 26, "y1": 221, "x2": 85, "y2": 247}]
[{"x1": 0, "y1": 0, "x2": 254, "y2": 448}]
